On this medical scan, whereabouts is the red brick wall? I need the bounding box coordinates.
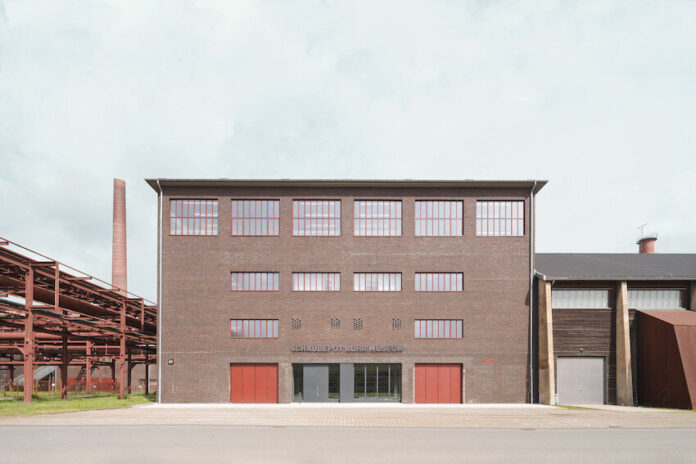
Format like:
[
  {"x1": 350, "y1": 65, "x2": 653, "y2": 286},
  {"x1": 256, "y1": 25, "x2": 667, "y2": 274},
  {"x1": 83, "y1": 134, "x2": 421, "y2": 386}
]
[{"x1": 158, "y1": 185, "x2": 532, "y2": 403}]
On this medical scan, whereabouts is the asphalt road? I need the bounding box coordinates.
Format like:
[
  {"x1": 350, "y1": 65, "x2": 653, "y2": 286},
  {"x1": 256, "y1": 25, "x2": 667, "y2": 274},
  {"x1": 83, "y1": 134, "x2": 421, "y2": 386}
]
[{"x1": 2, "y1": 425, "x2": 695, "y2": 463}]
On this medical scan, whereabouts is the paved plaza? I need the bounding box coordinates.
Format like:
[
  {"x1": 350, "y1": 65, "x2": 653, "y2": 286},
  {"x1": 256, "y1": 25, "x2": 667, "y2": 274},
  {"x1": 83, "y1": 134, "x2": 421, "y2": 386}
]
[{"x1": 2, "y1": 405, "x2": 695, "y2": 463}]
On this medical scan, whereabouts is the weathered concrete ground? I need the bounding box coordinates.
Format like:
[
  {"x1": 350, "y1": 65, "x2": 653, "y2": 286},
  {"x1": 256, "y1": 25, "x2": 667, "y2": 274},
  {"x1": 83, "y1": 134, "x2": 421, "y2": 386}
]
[
  {"x1": 2, "y1": 405, "x2": 695, "y2": 463},
  {"x1": 1, "y1": 403, "x2": 694, "y2": 428}
]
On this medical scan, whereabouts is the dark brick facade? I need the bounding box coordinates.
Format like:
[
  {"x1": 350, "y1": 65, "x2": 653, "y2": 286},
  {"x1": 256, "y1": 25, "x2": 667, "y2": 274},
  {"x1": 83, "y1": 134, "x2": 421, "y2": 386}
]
[{"x1": 155, "y1": 182, "x2": 536, "y2": 403}]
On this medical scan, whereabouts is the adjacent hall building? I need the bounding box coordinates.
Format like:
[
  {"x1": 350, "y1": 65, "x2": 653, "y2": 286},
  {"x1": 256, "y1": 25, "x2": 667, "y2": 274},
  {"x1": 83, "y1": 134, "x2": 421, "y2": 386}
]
[
  {"x1": 535, "y1": 246, "x2": 696, "y2": 409},
  {"x1": 147, "y1": 179, "x2": 545, "y2": 403}
]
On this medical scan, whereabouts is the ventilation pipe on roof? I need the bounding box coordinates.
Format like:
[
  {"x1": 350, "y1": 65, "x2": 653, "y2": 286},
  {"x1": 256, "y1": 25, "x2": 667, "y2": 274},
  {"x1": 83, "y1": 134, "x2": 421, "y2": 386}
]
[{"x1": 637, "y1": 235, "x2": 657, "y2": 254}]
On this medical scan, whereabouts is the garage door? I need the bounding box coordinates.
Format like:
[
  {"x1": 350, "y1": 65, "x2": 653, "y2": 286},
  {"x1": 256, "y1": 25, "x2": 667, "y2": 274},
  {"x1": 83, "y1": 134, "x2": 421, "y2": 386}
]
[
  {"x1": 556, "y1": 357, "x2": 605, "y2": 405},
  {"x1": 230, "y1": 363, "x2": 278, "y2": 403},
  {"x1": 414, "y1": 364, "x2": 462, "y2": 404}
]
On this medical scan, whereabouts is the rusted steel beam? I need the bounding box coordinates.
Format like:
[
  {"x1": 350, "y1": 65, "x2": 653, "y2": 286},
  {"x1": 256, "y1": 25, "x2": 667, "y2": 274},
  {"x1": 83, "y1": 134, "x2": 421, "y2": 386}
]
[
  {"x1": 85, "y1": 341, "x2": 92, "y2": 393},
  {"x1": 119, "y1": 303, "x2": 126, "y2": 399},
  {"x1": 24, "y1": 267, "x2": 34, "y2": 403}
]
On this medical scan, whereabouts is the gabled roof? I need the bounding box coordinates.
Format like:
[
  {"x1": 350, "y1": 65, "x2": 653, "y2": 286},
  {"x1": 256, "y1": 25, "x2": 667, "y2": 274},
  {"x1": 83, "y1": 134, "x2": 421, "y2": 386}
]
[
  {"x1": 145, "y1": 178, "x2": 547, "y2": 194},
  {"x1": 535, "y1": 253, "x2": 696, "y2": 281}
]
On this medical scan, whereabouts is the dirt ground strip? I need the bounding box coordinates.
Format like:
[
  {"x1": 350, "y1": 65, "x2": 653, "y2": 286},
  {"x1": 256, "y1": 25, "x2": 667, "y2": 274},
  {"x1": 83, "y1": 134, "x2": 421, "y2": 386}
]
[{"x1": 1, "y1": 404, "x2": 695, "y2": 428}]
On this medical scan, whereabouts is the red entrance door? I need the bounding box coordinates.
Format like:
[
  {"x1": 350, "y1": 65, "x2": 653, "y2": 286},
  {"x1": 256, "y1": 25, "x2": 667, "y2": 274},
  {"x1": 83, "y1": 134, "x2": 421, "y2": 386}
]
[
  {"x1": 414, "y1": 364, "x2": 462, "y2": 404},
  {"x1": 230, "y1": 363, "x2": 278, "y2": 403}
]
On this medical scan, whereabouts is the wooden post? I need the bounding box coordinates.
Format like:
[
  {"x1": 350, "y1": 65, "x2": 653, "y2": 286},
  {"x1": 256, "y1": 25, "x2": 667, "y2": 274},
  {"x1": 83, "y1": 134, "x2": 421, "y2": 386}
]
[
  {"x1": 538, "y1": 279, "x2": 556, "y2": 405},
  {"x1": 616, "y1": 281, "x2": 634, "y2": 406}
]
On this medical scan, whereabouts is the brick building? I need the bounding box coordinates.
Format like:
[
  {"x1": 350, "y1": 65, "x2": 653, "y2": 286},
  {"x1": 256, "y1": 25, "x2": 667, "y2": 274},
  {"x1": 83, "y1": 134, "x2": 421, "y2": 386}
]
[{"x1": 147, "y1": 179, "x2": 545, "y2": 403}]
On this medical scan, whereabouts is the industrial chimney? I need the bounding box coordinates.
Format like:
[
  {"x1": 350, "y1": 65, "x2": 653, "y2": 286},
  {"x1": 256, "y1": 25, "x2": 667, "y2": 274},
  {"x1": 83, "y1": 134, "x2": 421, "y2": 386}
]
[
  {"x1": 637, "y1": 235, "x2": 657, "y2": 254},
  {"x1": 112, "y1": 178, "x2": 127, "y2": 294}
]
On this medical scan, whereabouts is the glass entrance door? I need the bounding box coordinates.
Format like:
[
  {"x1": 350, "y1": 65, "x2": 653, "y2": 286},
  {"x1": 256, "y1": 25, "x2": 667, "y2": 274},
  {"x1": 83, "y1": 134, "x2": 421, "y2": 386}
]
[{"x1": 353, "y1": 364, "x2": 401, "y2": 402}]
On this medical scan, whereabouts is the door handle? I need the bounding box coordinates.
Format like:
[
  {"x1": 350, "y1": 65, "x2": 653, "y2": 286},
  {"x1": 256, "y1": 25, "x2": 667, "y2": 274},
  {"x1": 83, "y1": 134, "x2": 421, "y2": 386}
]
[{"x1": 316, "y1": 386, "x2": 319, "y2": 397}]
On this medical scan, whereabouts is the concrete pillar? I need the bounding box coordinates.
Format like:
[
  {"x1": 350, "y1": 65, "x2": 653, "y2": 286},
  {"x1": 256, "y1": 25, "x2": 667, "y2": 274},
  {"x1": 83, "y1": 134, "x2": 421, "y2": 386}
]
[
  {"x1": 616, "y1": 281, "x2": 634, "y2": 406},
  {"x1": 538, "y1": 279, "x2": 555, "y2": 405}
]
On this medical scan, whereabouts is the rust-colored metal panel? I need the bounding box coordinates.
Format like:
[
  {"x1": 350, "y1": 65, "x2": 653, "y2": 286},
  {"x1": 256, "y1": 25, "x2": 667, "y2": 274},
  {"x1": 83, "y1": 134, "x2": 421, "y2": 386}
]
[
  {"x1": 267, "y1": 364, "x2": 278, "y2": 403},
  {"x1": 415, "y1": 364, "x2": 462, "y2": 404},
  {"x1": 230, "y1": 365, "x2": 243, "y2": 402},
  {"x1": 230, "y1": 363, "x2": 278, "y2": 403},
  {"x1": 450, "y1": 365, "x2": 462, "y2": 403},
  {"x1": 638, "y1": 311, "x2": 696, "y2": 409},
  {"x1": 438, "y1": 365, "x2": 451, "y2": 402}
]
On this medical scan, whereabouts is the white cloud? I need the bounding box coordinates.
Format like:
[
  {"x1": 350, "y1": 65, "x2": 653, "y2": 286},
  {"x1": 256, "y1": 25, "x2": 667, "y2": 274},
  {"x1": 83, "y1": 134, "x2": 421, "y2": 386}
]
[{"x1": 1, "y1": 0, "x2": 694, "y2": 299}]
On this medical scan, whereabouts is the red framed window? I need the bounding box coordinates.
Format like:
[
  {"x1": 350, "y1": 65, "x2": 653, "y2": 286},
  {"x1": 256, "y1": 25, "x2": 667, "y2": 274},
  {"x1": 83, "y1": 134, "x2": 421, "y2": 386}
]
[
  {"x1": 292, "y1": 200, "x2": 341, "y2": 236},
  {"x1": 415, "y1": 320, "x2": 463, "y2": 339},
  {"x1": 292, "y1": 273, "x2": 340, "y2": 291},
  {"x1": 231, "y1": 200, "x2": 279, "y2": 236},
  {"x1": 415, "y1": 273, "x2": 463, "y2": 292},
  {"x1": 231, "y1": 319, "x2": 279, "y2": 338},
  {"x1": 353, "y1": 273, "x2": 401, "y2": 292},
  {"x1": 231, "y1": 272, "x2": 279, "y2": 292},
  {"x1": 354, "y1": 200, "x2": 402, "y2": 236},
  {"x1": 476, "y1": 200, "x2": 524, "y2": 236},
  {"x1": 170, "y1": 199, "x2": 218, "y2": 236},
  {"x1": 415, "y1": 201, "x2": 463, "y2": 236}
]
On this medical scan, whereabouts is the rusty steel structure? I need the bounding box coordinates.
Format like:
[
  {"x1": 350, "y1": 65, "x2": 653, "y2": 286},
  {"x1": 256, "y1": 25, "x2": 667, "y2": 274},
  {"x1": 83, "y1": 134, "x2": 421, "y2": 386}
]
[{"x1": 0, "y1": 236, "x2": 156, "y2": 402}]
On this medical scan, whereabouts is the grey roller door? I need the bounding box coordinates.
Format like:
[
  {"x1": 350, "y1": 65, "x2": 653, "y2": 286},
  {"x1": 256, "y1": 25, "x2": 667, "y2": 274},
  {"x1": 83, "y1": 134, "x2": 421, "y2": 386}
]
[{"x1": 556, "y1": 357, "x2": 605, "y2": 405}]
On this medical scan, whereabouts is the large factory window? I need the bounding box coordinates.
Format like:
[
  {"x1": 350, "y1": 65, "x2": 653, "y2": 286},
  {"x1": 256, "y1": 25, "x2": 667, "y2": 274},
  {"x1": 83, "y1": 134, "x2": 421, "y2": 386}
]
[
  {"x1": 292, "y1": 200, "x2": 341, "y2": 236},
  {"x1": 231, "y1": 200, "x2": 280, "y2": 236},
  {"x1": 476, "y1": 200, "x2": 524, "y2": 236},
  {"x1": 354, "y1": 200, "x2": 402, "y2": 236},
  {"x1": 415, "y1": 201, "x2": 463, "y2": 237},
  {"x1": 170, "y1": 199, "x2": 218, "y2": 236}
]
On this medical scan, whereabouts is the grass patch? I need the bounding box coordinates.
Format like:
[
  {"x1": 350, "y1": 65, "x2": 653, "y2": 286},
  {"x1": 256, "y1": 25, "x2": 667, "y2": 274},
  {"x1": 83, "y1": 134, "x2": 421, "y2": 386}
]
[{"x1": 0, "y1": 392, "x2": 155, "y2": 417}]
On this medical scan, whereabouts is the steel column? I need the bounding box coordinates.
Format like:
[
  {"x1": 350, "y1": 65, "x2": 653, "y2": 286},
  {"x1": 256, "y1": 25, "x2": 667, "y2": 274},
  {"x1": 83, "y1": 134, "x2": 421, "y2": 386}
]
[
  {"x1": 24, "y1": 267, "x2": 34, "y2": 403},
  {"x1": 144, "y1": 352, "x2": 149, "y2": 395},
  {"x1": 127, "y1": 351, "x2": 132, "y2": 394},
  {"x1": 60, "y1": 334, "x2": 68, "y2": 398},
  {"x1": 119, "y1": 302, "x2": 126, "y2": 399},
  {"x1": 85, "y1": 341, "x2": 92, "y2": 393}
]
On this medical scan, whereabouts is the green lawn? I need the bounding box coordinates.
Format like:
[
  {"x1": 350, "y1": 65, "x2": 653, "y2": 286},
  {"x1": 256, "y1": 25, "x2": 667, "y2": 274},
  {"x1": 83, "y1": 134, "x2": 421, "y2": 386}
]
[{"x1": 0, "y1": 392, "x2": 155, "y2": 417}]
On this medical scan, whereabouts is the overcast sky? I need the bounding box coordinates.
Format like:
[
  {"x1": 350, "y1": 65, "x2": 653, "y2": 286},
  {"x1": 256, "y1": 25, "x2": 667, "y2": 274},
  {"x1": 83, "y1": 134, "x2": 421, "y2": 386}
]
[{"x1": 1, "y1": 1, "x2": 694, "y2": 301}]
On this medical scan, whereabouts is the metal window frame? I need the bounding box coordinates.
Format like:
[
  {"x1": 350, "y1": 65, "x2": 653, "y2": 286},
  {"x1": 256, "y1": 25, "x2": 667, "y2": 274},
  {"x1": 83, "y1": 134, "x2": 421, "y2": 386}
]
[
  {"x1": 414, "y1": 200, "x2": 464, "y2": 237},
  {"x1": 169, "y1": 198, "x2": 219, "y2": 236},
  {"x1": 353, "y1": 200, "x2": 403, "y2": 237},
  {"x1": 414, "y1": 272, "x2": 464, "y2": 292},
  {"x1": 292, "y1": 199, "x2": 342, "y2": 237},
  {"x1": 352, "y1": 272, "x2": 402, "y2": 292},
  {"x1": 414, "y1": 319, "x2": 463, "y2": 339},
  {"x1": 291, "y1": 272, "x2": 341, "y2": 292},
  {"x1": 475, "y1": 199, "x2": 525, "y2": 237},
  {"x1": 230, "y1": 199, "x2": 280, "y2": 237},
  {"x1": 229, "y1": 319, "x2": 279, "y2": 339},
  {"x1": 230, "y1": 272, "x2": 280, "y2": 292}
]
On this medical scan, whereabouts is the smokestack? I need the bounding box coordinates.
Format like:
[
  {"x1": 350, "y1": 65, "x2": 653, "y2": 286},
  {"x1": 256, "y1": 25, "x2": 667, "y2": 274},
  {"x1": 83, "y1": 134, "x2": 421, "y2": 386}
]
[
  {"x1": 112, "y1": 178, "x2": 127, "y2": 294},
  {"x1": 637, "y1": 235, "x2": 657, "y2": 254}
]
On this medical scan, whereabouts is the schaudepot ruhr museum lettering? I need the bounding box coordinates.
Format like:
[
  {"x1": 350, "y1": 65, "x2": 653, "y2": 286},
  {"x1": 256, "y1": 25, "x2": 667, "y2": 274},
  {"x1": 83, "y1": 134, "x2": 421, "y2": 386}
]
[{"x1": 290, "y1": 344, "x2": 404, "y2": 353}]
